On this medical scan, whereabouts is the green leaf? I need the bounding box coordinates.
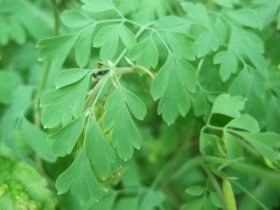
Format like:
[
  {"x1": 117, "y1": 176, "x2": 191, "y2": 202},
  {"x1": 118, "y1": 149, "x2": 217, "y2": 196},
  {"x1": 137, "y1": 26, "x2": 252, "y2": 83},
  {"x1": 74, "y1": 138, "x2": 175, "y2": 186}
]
[
  {"x1": 122, "y1": 88, "x2": 147, "y2": 120},
  {"x1": 211, "y1": 0, "x2": 239, "y2": 8},
  {"x1": 103, "y1": 86, "x2": 146, "y2": 160},
  {"x1": 214, "y1": 50, "x2": 238, "y2": 82},
  {"x1": 55, "y1": 149, "x2": 104, "y2": 205},
  {"x1": 185, "y1": 186, "x2": 205, "y2": 196},
  {"x1": 81, "y1": 0, "x2": 114, "y2": 13},
  {"x1": 48, "y1": 115, "x2": 85, "y2": 157},
  {"x1": 224, "y1": 132, "x2": 244, "y2": 159},
  {"x1": 200, "y1": 132, "x2": 221, "y2": 156},
  {"x1": 61, "y1": 10, "x2": 94, "y2": 28},
  {"x1": 20, "y1": 117, "x2": 55, "y2": 162},
  {"x1": 167, "y1": 32, "x2": 196, "y2": 60},
  {"x1": 75, "y1": 25, "x2": 95, "y2": 68},
  {"x1": 277, "y1": 11, "x2": 280, "y2": 29},
  {"x1": 182, "y1": 198, "x2": 216, "y2": 210},
  {"x1": 226, "y1": 114, "x2": 260, "y2": 133},
  {"x1": 119, "y1": 24, "x2": 136, "y2": 49},
  {"x1": 195, "y1": 31, "x2": 219, "y2": 57},
  {"x1": 151, "y1": 55, "x2": 195, "y2": 124},
  {"x1": 0, "y1": 71, "x2": 19, "y2": 105},
  {"x1": 226, "y1": 9, "x2": 259, "y2": 28},
  {"x1": 55, "y1": 68, "x2": 91, "y2": 89},
  {"x1": 41, "y1": 75, "x2": 90, "y2": 128},
  {"x1": 236, "y1": 132, "x2": 280, "y2": 161},
  {"x1": 114, "y1": 197, "x2": 138, "y2": 210},
  {"x1": 38, "y1": 35, "x2": 78, "y2": 66},
  {"x1": 155, "y1": 16, "x2": 190, "y2": 32},
  {"x1": 90, "y1": 193, "x2": 117, "y2": 210},
  {"x1": 93, "y1": 25, "x2": 119, "y2": 60},
  {"x1": 211, "y1": 94, "x2": 246, "y2": 118},
  {"x1": 85, "y1": 117, "x2": 115, "y2": 179},
  {"x1": 181, "y1": 2, "x2": 211, "y2": 28},
  {"x1": 139, "y1": 190, "x2": 165, "y2": 210},
  {"x1": 128, "y1": 37, "x2": 158, "y2": 69},
  {"x1": 223, "y1": 179, "x2": 237, "y2": 210}
]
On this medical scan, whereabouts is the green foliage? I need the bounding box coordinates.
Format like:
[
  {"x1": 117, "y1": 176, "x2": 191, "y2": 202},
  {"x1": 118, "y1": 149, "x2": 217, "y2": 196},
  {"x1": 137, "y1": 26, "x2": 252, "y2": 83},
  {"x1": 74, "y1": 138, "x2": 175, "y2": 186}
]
[{"x1": 1, "y1": 0, "x2": 280, "y2": 210}]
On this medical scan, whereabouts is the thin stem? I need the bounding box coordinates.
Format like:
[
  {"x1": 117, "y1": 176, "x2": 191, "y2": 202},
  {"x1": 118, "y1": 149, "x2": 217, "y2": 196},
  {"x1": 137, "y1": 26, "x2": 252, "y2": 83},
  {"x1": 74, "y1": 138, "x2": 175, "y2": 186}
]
[{"x1": 51, "y1": 0, "x2": 60, "y2": 36}]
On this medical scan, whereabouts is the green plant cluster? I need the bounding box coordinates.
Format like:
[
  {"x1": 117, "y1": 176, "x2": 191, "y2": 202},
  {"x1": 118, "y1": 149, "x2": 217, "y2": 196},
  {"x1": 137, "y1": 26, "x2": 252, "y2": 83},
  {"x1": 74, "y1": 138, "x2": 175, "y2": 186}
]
[{"x1": 1, "y1": 0, "x2": 280, "y2": 209}]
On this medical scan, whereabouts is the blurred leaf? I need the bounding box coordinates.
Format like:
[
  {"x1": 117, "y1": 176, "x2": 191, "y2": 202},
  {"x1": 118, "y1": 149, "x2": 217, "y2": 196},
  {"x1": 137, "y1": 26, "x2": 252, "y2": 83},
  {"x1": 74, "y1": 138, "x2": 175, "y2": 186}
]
[{"x1": 185, "y1": 186, "x2": 205, "y2": 196}]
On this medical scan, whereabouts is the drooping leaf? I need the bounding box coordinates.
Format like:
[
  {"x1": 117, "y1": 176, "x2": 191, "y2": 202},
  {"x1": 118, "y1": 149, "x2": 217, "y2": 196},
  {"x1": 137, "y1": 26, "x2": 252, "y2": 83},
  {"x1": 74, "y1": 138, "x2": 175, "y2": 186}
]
[
  {"x1": 41, "y1": 75, "x2": 90, "y2": 128},
  {"x1": 48, "y1": 115, "x2": 85, "y2": 157},
  {"x1": 85, "y1": 117, "x2": 115, "y2": 179},
  {"x1": 55, "y1": 149, "x2": 104, "y2": 205},
  {"x1": 151, "y1": 54, "x2": 195, "y2": 124},
  {"x1": 103, "y1": 86, "x2": 146, "y2": 160}
]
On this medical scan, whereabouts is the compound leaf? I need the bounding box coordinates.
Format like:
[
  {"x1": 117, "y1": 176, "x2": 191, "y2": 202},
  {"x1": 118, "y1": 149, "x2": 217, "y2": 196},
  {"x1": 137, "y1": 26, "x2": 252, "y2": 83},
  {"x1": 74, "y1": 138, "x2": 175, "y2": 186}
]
[{"x1": 151, "y1": 54, "x2": 195, "y2": 124}]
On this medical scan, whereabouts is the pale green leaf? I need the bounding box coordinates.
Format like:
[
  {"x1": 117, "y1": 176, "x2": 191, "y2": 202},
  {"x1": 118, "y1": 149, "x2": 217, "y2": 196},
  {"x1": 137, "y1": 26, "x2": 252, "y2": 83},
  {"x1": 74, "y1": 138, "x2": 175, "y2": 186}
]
[
  {"x1": 55, "y1": 149, "x2": 104, "y2": 205},
  {"x1": 41, "y1": 75, "x2": 90, "y2": 128},
  {"x1": 93, "y1": 24, "x2": 119, "y2": 60},
  {"x1": 211, "y1": 0, "x2": 239, "y2": 8},
  {"x1": 38, "y1": 35, "x2": 77, "y2": 66},
  {"x1": 103, "y1": 86, "x2": 145, "y2": 160},
  {"x1": 139, "y1": 190, "x2": 165, "y2": 210},
  {"x1": 181, "y1": 2, "x2": 211, "y2": 28},
  {"x1": 20, "y1": 117, "x2": 55, "y2": 162},
  {"x1": 196, "y1": 31, "x2": 219, "y2": 57},
  {"x1": 151, "y1": 55, "x2": 195, "y2": 124},
  {"x1": 123, "y1": 88, "x2": 147, "y2": 120},
  {"x1": 214, "y1": 50, "x2": 238, "y2": 81},
  {"x1": 185, "y1": 186, "x2": 205, "y2": 196},
  {"x1": 227, "y1": 114, "x2": 260, "y2": 133},
  {"x1": 0, "y1": 71, "x2": 19, "y2": 105},
  {"x1": 167, "y1": 32, "x2": 196, "y2": 60},
  {"x1": 82, "y1": 0, "x2": 114, "y2": 13},
  {"x1": 128, "y1": 37, "x2": 158, "y2": 69},
  {"x1": 48, "y1": 115, "x2": 85, "y2": 157},
  {"x1": 75, "y1": 25, "x2": 95, "y2": 67},
  {"x1": 226, "y1": 9, "x2": 259, "y2": 28},
  {"x1": 61, "y1": 10, "x2": 94, "y2": 28},
  {"x1": 224, "y1": 132, "x2": 244, "y2": 158},
  {"x1": 211, "y1": 94, "x2": 246, "y2": 118},
  {"x1": 236, "y1": 132, "x2": 280, "y2": 161},
  {"x1": 119, "y1": 24, "x2": 136, "y2": 49},
  {"x1": 55, "y1": 68, "x2": 91, "y2": 89},
  {"x1": 85, "y1": 117, "x2": 115, "y2": 179}
]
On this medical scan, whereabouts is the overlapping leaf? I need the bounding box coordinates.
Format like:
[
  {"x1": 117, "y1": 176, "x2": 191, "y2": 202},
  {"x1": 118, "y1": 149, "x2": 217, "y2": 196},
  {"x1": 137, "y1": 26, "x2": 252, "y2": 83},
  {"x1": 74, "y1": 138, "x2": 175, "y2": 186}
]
[
  {"x1": 103, "y1": 86, "x2": 147, "y2": 160},
  {"x1": 56, "y1": 149, "x2": 104, "y2": 205},
  {"x1": 151, "y1": 54, "x2": 196, "y2": 124},
  {"x1": 93, "y1": 24, "x2": 136, "y2": 60},
  {"x1": 85, "y1": 117, "x2": 115, "y2": 179},
  {"x1": 40, "y1": 74, "x2": 90, "y2": 128}
]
